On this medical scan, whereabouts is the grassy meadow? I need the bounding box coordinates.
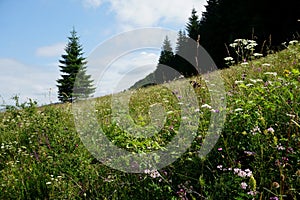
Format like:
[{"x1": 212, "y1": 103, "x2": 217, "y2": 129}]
[{"x1": 0, "y1": 41, "x2": 300, "y2": 199}]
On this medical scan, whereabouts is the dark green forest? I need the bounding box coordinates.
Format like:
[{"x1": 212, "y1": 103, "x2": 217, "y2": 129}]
[{"x1": 132, "y1": 0, "x2": 300, "y2": 88}]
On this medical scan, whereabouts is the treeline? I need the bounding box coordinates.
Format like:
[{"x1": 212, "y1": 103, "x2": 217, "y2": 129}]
[
  {"x1": 132, "y1": 0, "x2": 300, "y2": 88},
  {"x1": 200, "y1": 0, "x2": 300, "y2": 68}
]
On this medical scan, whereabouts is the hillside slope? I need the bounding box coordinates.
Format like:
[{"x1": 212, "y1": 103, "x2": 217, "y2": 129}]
[{"x1": 0, "y1": 41, "x2": 299, "y2": 199}]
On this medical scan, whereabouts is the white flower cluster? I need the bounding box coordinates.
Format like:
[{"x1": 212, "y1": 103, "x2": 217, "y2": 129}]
[
  {"x1": 230, "y1": 39, "x2": 258, "y2": 50},
  {"x1": 234, "y1": 168, "x2": 252, "y2": 178},
  {"x1": 144, "y1": 169, "x2": 161, "y2": 178}
]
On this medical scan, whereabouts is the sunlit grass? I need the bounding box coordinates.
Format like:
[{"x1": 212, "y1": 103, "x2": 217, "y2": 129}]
[{"x1": 0, "y1": 42, "x2": 299, "y2": 199}]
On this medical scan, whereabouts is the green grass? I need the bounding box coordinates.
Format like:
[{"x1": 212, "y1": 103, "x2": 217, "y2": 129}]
[{"x1": 0, "y1": 42, "x2": 300, "y2": 199}]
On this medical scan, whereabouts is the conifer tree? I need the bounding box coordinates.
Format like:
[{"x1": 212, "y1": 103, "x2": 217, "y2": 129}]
[
  {"x1": 155, "y1": 36, "x2": 175, "y2": 82},
  {"x1": 57, "y1": 28, "x2": 95, "y2": 102},
  {"x1": 186, "y1": 8, "x2": 201, "y2": 42},
  {"x1": 158, "y1": 36, "x2": 174, "y2": 65},
  {"x1": 184, "y1": 9, "x2": 201, "y2": 76},
  {"x1": 175, "y1": 30, "x2": 188, "y2": 55}
]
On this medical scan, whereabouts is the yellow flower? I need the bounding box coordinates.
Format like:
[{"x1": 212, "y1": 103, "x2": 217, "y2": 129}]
[{"x1": 284, "y1": 69, "x2": 290, "y2": 77}]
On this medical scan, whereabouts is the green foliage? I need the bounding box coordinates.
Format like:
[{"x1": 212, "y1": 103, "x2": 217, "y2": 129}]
[
  {"x1": 57, "y1": 28, "x2": 95, "y2": 103},
  {"x1": 199, "y1": 0, "x2": 300, "y2": 68},
  {"x1": 0, "y1": 41, "x2": 299, "y2": 199}
]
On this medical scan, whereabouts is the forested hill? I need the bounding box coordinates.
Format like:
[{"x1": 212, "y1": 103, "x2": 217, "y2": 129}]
[
  {"x1": 200, "y1": 0, "x2": 300, "y2": 68},
  {"x1": 131, "y1": 1, "x2": 300, "y2": 89}
]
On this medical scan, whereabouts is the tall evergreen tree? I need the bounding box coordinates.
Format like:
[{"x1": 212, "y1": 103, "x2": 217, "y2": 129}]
[
  {"x1": 186, "y1": 8, "x2": 201, "y2": 42},
  {"x1": 155, "y1": 36, "x2": 175, "y2": 82},
  {"x1": 175, "y1": 30, "x2": 188, "y2": 55},
  {"x1": 184, "y1": 9, "x2": 201, "y2": 76},
  {"x1": 158, "y1": 36, "x2": 174, "y2": 65},
  {"x1": 57, "y1": 28, "x2": 95, "y2": 102}
]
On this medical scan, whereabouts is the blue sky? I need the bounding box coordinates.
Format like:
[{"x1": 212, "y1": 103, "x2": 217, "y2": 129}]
[{"x1": 0, "y1": 0, "x2": 206, "y2": 106}]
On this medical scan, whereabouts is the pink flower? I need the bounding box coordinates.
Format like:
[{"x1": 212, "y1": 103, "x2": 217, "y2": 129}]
[
  {"x1": 267, "y1": 127, "x2": 274, "y2": 133},
  {"x1": 241, "y1": 182, "x2": 247, "y2": 190}
]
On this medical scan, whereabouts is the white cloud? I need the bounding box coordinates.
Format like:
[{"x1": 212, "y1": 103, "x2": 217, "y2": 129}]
[
  {"x1": 0, "y1": 58, "x2": 59, "y2": 106},
  {"x1": 82, "y1": 0, "x2": 103, "y2": 8},
  {"x1": 92, "y1": 51, "x2": 159, "y2": 96},
  {"x1": 35, "y1": 42, "x2": 66, "y2": 57},
  {"x1": 107, "y1": 0, "x2": 206, "y2": 28},
  {"x1": 81, "y1": 0, "x2": 206, "y2": 29}
]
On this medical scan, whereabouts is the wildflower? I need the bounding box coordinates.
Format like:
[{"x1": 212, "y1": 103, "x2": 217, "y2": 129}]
[
  {"x1": 177, "y1": 188, "x2": 186, "y2": 199},
  {"x1": 229, "y1": 43, "x2": 237, "y2": 48},
  {"x1": 262, "y1": 63, "x2": 271, "y2": 66},
  {"x1": 212, "y1": 109, "x2": 220, "y2": 113},
  {"x1": 234, "y1": 80, "x2": 244, "y2": 84},
  {"x1": 267, "y1": 127, "x2": 275, "y2": 133},
  {"x1": 282, "y1": 157, "x2": 288, "y2": 163},
  {"x1": 244, "y1": 151, "x2": 256, "y2": 156},
  {"x1": 276, "y1": 144, "x2": 285, "y2": 150},
  {"x1": 245, "y1": 169, "x2": 252, "y2": 177},
  {"x1": 234, "y1": 108, "x2": 243, "y2": 112},
  {"x1": 253, "y1": 53, "x2": 263, "y2": 57},
  {"x1": 247, "y1": 190, "x2": 258, "y2": 196},
  {"x1": 284, "y1": 69, "x2": 291, "y2": 76},
  {"x1": 251, "y1": 126, "x2": 261, "y2": 135},
  {"x1": 241, "y1": 182, "x2": 247, "y2": 190},
  {"x1": 224, "y1": 56, "x2": 234, "y2": 61},
  {"x1": 272, "y1": 182, "x2": 280, "y2": 188},
  {"x1": 249, "y1": 79, "x2": 258, "y2": 83},
  {"x1": 289, "y1": 40, "x2": 298, "y2": 45},
  {"x1": 145, "y1": 169, "x2": 161, "y2": 178},
  {"x1": 46, "y1": 182, "x2": 52, "y2": 185},
  {"x1": 234, "y1": 168, "x2": 241, "y2": 174},
  {"x1": 264, "y1": 81, "x2": 269, "y2": 87},
  {"x1": 241, "y1": 62, "x2": 249, "y2": 65},
  {"x1": 256, "y1": 67, "x2": 262, "y2": 72},
  {"x1": 194, "y1": 108, "x2": 200, "y2": 112},
  {"x1": 264, "y1": 72, "x2": 277, "y2": 76},
  {"x1": 217, "y1": 147, "x2": 222, "y2": 151},
  {"x1": 286, "y1": 113, "x2": 295, "y2": 118},
  {"x1": 217, "y1": 165, "x2": 223, "y2": 170},
  {"x1": 238, "y1": 170, "x2": 247, "y2": 178},
  {"x1": 270, "y1": 197, "x2": 279, "y2": 200},
  {"x1": 201, "y1": 104, "x2": 212, "y2": 109},
  {"x1": 287, "y1": 147, "x2": 294, "y2": 153}
]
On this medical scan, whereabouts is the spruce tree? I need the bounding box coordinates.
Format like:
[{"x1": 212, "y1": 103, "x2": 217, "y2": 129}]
[
  {"x1": 158, "y1": 36, "x2": 174, "y2": 65},
  {"x1": 184, "y1": 9, "x2": 201, "y2": 76},
  {"x1": 173, "y1": 29, "x2": 199, "y2": 77},
  {"x1": 155, "y1": 36, "x2": 175, "y2": 82},
  {"x1": 57, "y1": 28, "x2": 95, "y2": 102},
  {"x1": 186, "y1": 8, "x2": 201, "y2": 42},
  {"x1": 175, "y1": 30, "x2": 188, "y2": 55}
]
